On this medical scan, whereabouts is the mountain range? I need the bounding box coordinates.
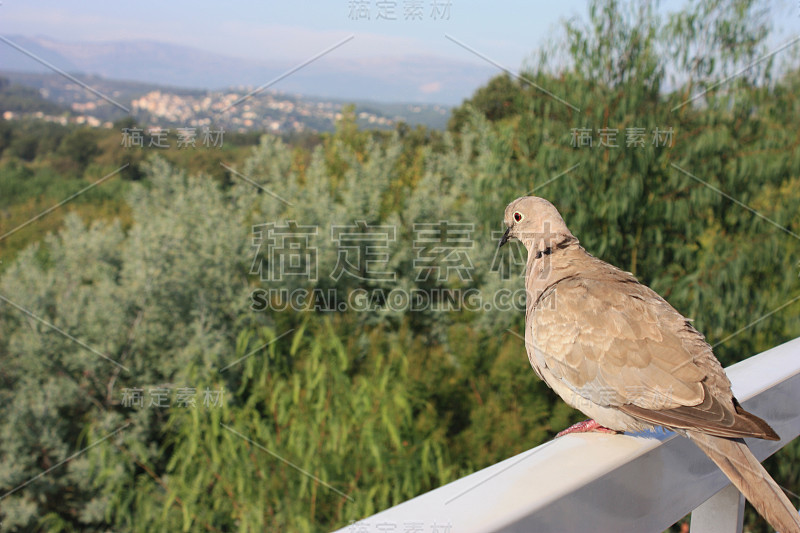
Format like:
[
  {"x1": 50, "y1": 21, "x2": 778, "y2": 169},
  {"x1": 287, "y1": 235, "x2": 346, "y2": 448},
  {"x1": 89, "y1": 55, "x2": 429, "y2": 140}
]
[{"x1": 0, "y1": 35, "x2": 496, "y2": 105}]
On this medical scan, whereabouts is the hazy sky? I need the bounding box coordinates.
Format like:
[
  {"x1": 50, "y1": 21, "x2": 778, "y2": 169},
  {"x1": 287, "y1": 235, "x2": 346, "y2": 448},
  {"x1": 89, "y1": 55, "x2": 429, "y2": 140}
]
[
  {"x1": 2, "y1": 1, "x2": 796, "y2": 66},
  {"x1": 0, "y1": 1, "x2": 584, "y2": 67},
  {"x1": 2, "y1": 0, "x2": 799, "y2": 98}
]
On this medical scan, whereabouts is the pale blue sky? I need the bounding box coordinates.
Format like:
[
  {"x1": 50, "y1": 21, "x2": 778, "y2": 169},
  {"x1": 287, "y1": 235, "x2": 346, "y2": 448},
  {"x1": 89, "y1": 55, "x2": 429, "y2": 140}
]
[
  {"x1": 2, "y1": 0, "x2": 799, "y2": 99},
  {"x1": 1, "y1": 1, "x2": 589, "y2": 67},
  {"x1": 6, "y1": 0, "x2": 798, "y2": 67}
]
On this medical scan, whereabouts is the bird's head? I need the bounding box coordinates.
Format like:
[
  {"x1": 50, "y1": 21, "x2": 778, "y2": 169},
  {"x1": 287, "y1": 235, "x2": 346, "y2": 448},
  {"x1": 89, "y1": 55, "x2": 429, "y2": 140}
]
[{"x1": 499, "y1": 196, "x2": 575, "y2": 255}]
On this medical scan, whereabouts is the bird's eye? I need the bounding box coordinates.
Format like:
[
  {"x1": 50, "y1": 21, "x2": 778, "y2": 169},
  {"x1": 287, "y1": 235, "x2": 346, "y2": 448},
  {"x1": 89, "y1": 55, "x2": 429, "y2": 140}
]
[{"x1": 513, "y1": 212, "x2": 523, "y2": 222}]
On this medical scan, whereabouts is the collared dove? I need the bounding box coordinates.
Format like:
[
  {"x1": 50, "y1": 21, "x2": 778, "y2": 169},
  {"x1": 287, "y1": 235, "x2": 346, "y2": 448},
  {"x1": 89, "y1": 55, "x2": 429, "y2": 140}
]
[{"x1": 500, "y1": 196, "x2": 800, "y2": 532}]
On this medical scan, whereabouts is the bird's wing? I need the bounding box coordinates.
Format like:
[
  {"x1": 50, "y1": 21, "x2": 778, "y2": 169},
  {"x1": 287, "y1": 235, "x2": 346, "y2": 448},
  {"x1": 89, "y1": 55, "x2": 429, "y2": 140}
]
[
  {"x1": 532, "y1": 276, "x2": 708, "y2": 408},
  {"x1": 531, "y1": 276, "x2": 778, "y2": 439}
]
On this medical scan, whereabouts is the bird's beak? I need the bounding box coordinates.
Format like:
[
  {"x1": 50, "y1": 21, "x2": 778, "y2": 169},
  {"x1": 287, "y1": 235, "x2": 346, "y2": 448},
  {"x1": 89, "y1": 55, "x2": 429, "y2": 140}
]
[{"x1": 499, "y1": 227, "x2": 511, "y2": 247}]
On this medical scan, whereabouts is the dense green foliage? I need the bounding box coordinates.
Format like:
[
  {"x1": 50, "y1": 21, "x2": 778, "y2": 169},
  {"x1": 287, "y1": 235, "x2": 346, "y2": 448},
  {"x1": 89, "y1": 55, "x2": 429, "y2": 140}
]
[
  {"x1": 1, "y1": 1, "x2": 799, "y2": 531},
  {"x1": 0, "y1": 116, "x2": 265, "y2": 273},
  {"x1": 0, "y1": 78, "x2": 66, "y2": 116}
]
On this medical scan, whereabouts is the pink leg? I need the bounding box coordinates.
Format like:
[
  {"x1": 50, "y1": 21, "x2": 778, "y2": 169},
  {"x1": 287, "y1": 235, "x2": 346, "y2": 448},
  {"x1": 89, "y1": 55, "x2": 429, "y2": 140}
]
[{"x1": 556, "y1": 419, "x2": 620, "y2": 438}]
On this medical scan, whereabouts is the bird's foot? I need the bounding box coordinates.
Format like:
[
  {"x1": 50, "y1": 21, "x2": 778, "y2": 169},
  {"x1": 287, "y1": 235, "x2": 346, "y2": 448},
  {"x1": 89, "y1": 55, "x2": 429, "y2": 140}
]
[{"x1": 556, "y1": 419, "x2": 620, "y2": 438}]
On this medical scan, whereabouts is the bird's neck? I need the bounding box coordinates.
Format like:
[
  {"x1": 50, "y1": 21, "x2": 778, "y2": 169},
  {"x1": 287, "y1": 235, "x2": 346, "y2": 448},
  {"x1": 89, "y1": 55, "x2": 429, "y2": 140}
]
[{"x1": 524, "y1": 235, "x2": 583, "y2": 308}]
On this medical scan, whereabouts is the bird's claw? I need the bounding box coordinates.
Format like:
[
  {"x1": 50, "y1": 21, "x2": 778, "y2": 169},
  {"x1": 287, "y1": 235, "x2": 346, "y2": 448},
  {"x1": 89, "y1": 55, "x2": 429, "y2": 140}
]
[{"x1": 556, "y1": 419, "x2": 620, "y2": 438}]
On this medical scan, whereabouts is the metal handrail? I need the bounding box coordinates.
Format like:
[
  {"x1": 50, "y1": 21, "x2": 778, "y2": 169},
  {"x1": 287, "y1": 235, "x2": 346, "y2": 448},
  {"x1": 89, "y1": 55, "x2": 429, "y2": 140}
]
[{"x1": 332, "y1": 336, "x2": 800, "y2": 533}]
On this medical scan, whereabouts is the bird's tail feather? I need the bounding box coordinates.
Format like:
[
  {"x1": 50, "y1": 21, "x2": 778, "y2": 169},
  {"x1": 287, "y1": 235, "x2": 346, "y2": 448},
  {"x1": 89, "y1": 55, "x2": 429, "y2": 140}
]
[{"x1": 687, "y1": 430, "x2": 800, "y2": 533}]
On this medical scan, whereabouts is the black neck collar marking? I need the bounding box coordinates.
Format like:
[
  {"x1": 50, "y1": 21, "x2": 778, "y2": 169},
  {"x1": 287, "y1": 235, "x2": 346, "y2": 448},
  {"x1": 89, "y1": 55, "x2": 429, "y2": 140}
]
[{"x1": 533, "y1": 235, "x2": 576, "y2": 260}]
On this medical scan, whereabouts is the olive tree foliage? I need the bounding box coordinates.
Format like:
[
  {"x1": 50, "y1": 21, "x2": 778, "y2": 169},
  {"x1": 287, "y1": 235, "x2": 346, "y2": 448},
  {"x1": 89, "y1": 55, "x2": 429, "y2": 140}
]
[
  {"x1": 0, "y1": 116, "x2": 526, "y2": 531},
  {"x1": 237, "y1": 122, "x2": 523, "y2": 333},
  {"x1": 0, "y1": 159, "x2": 252, "y2": 530}
]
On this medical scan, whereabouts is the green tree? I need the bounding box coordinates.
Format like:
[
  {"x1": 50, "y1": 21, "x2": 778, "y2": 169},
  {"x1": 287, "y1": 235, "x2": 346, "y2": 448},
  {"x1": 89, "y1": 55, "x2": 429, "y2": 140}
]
[
  {"x1": 448, "y1": 74, "x2": 524, "y2": 132},
  {"x1": 58, "y1": 128, "x2": 101, "y2": 170}
]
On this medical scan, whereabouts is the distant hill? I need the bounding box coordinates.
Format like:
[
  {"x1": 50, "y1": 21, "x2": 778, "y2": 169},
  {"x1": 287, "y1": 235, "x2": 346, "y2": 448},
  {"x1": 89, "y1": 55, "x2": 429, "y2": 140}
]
[
  {"x1": 0, "y1": 76, "x2": 68, "y2": 115},
  {"x1": 0, "y1": 35, "x2": 494, "y2": 105},
  {"x1": 0, "y1": 70, "x2": 451, "y2": 132},
  {"x1": 1, "y1": 70, "x2": 205, "y2": 116}
]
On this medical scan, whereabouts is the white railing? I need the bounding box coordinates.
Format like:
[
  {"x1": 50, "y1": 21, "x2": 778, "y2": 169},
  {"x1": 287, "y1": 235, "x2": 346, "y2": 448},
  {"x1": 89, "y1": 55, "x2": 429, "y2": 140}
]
[{"x1": 333, "y1": 337, "x2": 800, "y2": 533}]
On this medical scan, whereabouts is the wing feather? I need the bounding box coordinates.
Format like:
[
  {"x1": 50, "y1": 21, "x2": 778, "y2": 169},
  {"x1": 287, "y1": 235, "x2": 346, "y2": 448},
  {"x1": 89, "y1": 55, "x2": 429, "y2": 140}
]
[{"x1": 533, "y1": 277, "x2": 712, "y2": 412}]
